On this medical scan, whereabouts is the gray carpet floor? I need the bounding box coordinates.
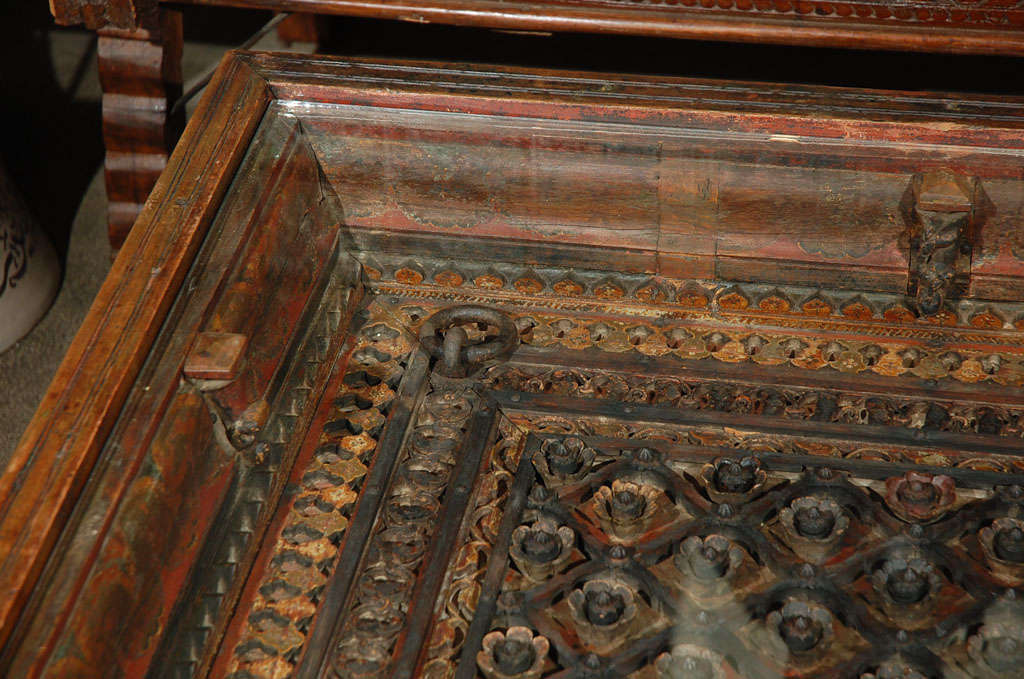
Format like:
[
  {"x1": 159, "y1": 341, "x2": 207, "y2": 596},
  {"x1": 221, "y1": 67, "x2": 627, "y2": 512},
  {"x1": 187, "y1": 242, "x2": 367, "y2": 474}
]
[{"x1": 0, "y1": 7, "x2": 310, "y2": 463}]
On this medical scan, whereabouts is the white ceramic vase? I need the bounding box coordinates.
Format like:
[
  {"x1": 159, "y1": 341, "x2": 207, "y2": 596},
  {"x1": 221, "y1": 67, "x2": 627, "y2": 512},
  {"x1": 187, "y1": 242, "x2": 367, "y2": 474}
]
[{"x1": 0, "y1": 163, "x2": 60, "y2": 353}]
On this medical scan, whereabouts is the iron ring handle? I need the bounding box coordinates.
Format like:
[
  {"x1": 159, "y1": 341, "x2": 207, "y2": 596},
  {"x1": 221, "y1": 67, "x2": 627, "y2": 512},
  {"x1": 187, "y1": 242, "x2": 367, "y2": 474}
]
[{"x1": 419, "y1": 305, "x2": 519, "y2": 376}]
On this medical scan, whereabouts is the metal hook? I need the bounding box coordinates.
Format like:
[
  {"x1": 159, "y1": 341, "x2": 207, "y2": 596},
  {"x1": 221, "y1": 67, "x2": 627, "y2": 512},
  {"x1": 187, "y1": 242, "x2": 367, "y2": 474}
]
[{"x1": 419, "y1": 305, "x2": 519, "y2": 377}]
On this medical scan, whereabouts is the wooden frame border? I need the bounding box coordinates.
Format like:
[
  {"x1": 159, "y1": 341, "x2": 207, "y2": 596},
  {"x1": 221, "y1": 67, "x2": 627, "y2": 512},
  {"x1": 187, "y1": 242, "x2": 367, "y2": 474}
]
[{"x1": 0, "y1": 53, "x2": 271, "y2": 649}]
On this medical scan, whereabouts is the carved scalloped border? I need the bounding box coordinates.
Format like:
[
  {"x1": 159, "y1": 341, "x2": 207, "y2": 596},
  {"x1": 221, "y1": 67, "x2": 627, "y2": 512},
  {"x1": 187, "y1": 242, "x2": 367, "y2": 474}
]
[
  {"x1": 382, "y1": 300, "x2": 1024, "y2": 388},
  {"x1": 359, "y1": 254, "x2": 1024, "y2": 337}
]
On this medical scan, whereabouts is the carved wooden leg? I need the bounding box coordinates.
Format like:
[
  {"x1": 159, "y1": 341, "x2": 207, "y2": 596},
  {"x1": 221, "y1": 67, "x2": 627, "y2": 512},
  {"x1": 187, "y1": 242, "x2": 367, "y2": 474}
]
[
  {"x1": 98, "y1": 9, "x2": 183, "y2": 250},
  {"x1": 276, "y1": 13, "x2": 330, "y2": 46}
]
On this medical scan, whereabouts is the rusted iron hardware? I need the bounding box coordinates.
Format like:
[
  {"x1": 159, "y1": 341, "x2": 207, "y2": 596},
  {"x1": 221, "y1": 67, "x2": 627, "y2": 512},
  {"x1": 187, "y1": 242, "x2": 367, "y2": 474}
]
[
  {"x1": 419, "y1": 305, "x2": 520, "y2": 377},
  {"x1": 901, "y1": 170, "x2": 985, "y2": 316}
]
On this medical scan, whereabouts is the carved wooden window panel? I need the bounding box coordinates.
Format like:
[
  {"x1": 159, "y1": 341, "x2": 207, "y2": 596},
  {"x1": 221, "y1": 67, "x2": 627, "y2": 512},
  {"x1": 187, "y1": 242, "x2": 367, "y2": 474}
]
[
  {"x1": 177, "y1": 271, "x2": 1024, "y2": 679},
  {"x1": 151, "y1": 63, "x2": 1024, "y2": 679}
]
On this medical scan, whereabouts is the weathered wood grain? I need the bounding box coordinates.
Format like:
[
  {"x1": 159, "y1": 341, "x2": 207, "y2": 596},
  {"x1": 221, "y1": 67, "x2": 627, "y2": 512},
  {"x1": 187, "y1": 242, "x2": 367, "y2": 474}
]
[{"x1": 54, "y1": 0, "x2": 1024, "y2": 56}]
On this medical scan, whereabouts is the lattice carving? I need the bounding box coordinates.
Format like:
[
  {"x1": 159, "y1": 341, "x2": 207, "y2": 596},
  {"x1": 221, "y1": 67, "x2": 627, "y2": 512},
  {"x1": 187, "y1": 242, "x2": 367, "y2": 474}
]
[{"x1": 460, "y1": 437, "x2": 1024, "y2": 679}]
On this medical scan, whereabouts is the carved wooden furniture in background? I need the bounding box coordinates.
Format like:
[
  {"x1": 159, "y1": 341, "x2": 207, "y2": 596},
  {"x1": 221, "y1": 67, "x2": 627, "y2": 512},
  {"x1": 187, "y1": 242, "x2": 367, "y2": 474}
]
[
  {"x1": 96, "y1": 8, "x2": 184, "y2": 247},
  {"x1": 50, "y1": 0, "x2": 1024, "y2": 53},
  {"x1": 4, "y1": 52, "x2": 1024, "y2": 678},
  {"x1": 49, "y1": 0, "x2": 1024, "y2": 248}
]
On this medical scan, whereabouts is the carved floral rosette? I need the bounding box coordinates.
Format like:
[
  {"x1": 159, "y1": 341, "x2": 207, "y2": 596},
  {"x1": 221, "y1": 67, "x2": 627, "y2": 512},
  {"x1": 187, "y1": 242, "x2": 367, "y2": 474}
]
[
  {"x1": 870, "y1": 550, "x2": 942, "y2": 622},
  {"x1": 778, "y1": 495, "x2": 850, "y2": 563},
  {"x1": 699, "y1": 456, "x2": 768, "y2": 504},
  {"x1": 654, "y1": 644, "x2": 727, "y2": 679},
  {"x1": 566, "y1": 578, "x2": 639, "y2": 647},
  {"x1": 592, "y1": 479, "x2": 662, "y2": 541},
  {"x1": 509, "y1": 518, "x2": 575, "y2": 582},
  {"x1": 883, "y1": 472, "x2": 956, "y2": 523},
  {"x1": 979, "y1": 517, "x2": 1024, "y2": 584},
  {"x1": 673, "y1": 534, "x2": 745, "y2": 597},
  {"x1": 476, "y1": 627, "x2": 549, "y2": 679},
  {"x1": 765, "y1": 598, "x2": 835, "y2": 660},
  {"x1": 967, "y1": 620, "x2": 1024, "y2": 678},
  {"x1": 532, "y1": 436, "x2": 596, "y2": 486}
]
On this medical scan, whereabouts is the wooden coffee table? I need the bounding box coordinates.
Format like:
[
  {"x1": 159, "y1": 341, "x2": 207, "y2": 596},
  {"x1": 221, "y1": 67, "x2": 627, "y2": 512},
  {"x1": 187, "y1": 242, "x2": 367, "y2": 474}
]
[{"x1": 4, "y1": 51, "x2": 1024, "y2": 678}]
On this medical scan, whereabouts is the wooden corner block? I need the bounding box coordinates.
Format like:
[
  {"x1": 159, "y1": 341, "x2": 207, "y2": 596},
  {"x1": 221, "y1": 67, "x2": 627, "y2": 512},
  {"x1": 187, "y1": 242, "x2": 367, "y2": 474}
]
[{"x1": 184, "y1": 332, "x2": 248, "y2": 381}]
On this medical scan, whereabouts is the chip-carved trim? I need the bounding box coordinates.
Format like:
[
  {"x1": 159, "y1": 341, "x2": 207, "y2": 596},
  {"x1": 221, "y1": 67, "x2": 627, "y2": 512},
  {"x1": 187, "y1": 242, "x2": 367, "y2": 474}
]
[
  {"x1": 360, "y1": 255, "x2": 1024, "y2": 336},
  {"x1": 483, "y1": 364, "x2": 1024, "y2": 439},
  {"x1": 324, "y1": 379, "x2": 482, "y2": 678},
  {"x1": 384, "y1": 299, "x2": 1024, "y2": 387},
  {"x1": 156, "y1": 265, "x2": 366, "y2": 679},
  {"x1": 420, "y1": 419, "x2": 528, "y2": 679},
  {"x1": 222, "y1": 303, "x2": 418, "y2": 678}
]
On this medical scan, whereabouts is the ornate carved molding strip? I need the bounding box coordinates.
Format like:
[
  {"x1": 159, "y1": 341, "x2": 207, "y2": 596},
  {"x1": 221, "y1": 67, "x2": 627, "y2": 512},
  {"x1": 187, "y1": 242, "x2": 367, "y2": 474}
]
[
  {"x1": 220, "y1": 303, "x2": 421, "y2": 679},
  {"x1": 359, "y1": 252, "x2": 1024, "y2": 336},
  {"x1": 315, "y1": 377, "x2": 481, "y2": 678},
  {"x1": 420, "y1": 420, "x2": 528, "y2": 679},
  {"x1": 159, "y1": 255, "x2": 365, "y2": 679},
  {"x1": 489, "y1": 311, "x2": 1022, "y2": 387},
  {"x1": 373, "y1": 300, "x2": 1024, "y2": 389},
  {"x1": 388, "y1": 404, "x2": 500, "y2": 677},
  {"x1": 502, "y1": 409, "x2": 1024, "y2": 473},
  {"x1": 292, "y1": 304, "x2": 522, "y2": 678},
  {"x1": 447, "y1": 434, "x2": 539, "y2": 679},
  {"x1": 484, "y1": 363, "x2": 1024, "y2": 439},
  {"x1": 496, "y1": 390, "x2": 1024, "y2": 464}
]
